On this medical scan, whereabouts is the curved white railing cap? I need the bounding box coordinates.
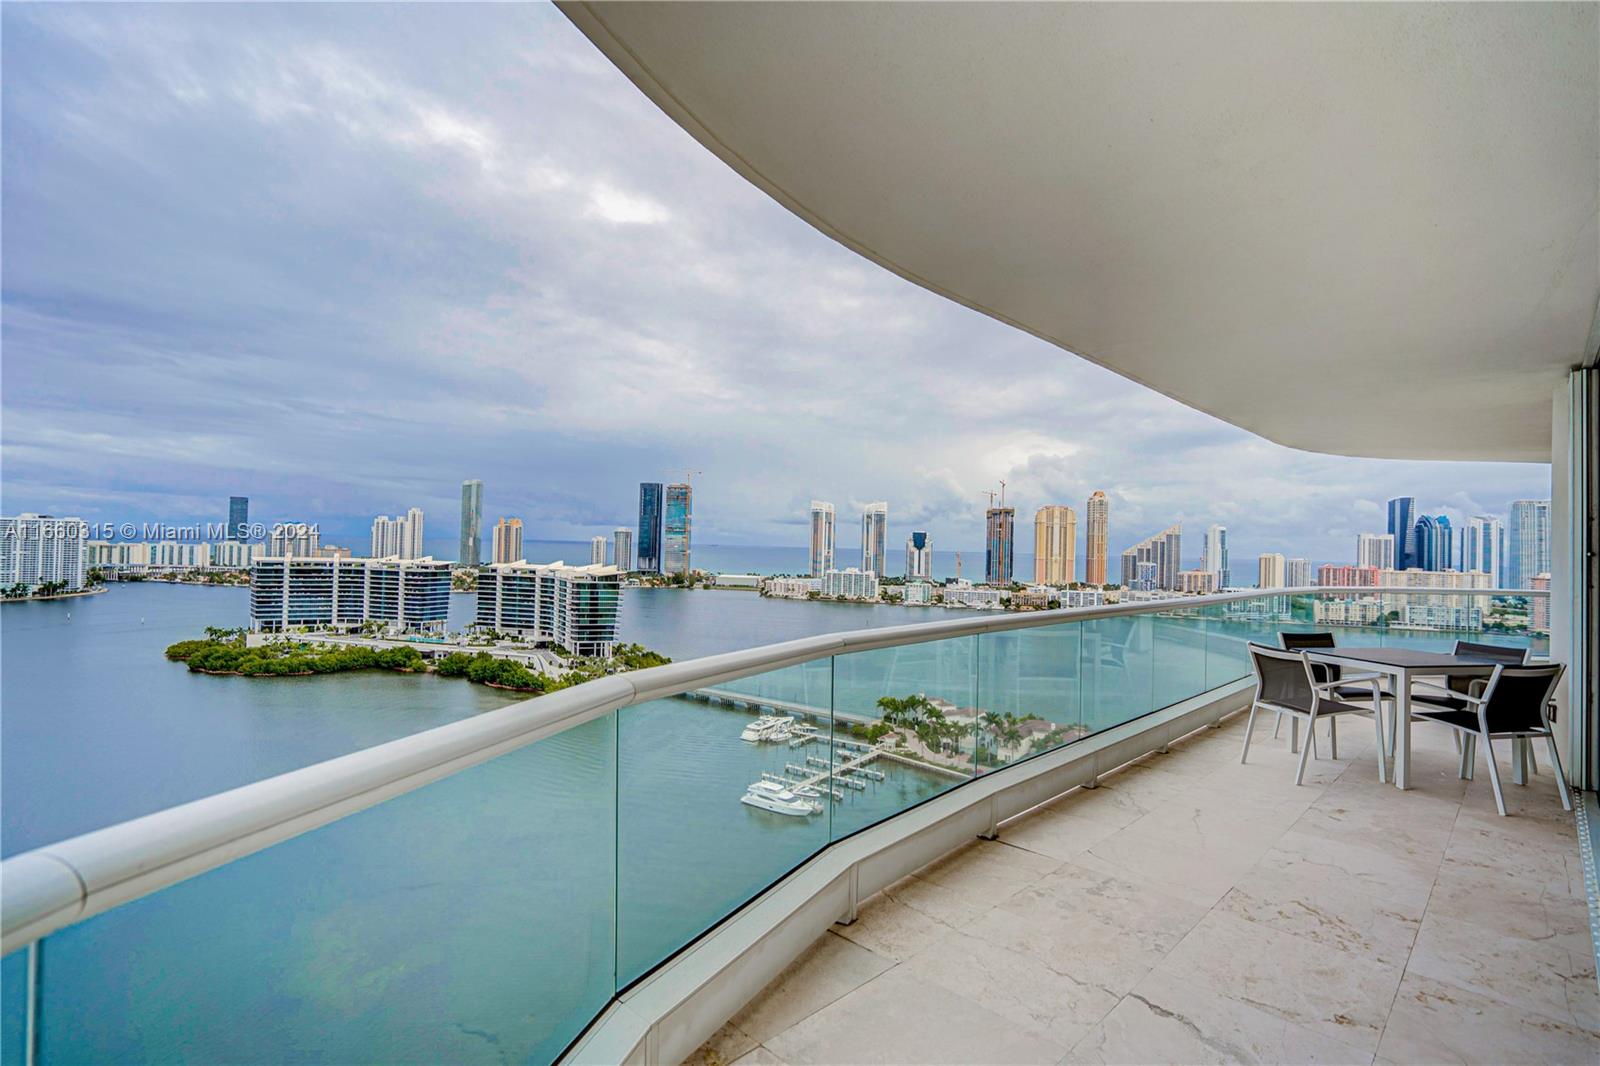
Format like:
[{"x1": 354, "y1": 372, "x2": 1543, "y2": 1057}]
[
  {"x1": 0, "y1": 584, "x2": 1546, "y2": 954},
  {"x1": 625, "y1": 634, "x2": 845, "y2": 703}
]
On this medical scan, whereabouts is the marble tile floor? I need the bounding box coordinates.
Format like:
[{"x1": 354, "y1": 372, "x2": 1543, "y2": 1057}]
[{"x1": 685, "y1": 710, "x2": 1598, "y2": 1066}]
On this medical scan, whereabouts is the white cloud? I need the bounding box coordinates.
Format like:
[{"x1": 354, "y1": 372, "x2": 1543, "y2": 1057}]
[
  {"x1": 585, "y1": 183, "x2": 672, "y2": 225},
  {"x1": 0, "y1": 3, "x2": 1550, "y2": 564}
]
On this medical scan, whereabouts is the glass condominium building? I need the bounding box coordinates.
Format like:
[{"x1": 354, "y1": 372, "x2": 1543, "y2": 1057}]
[
  {"x1": 809, "y1": 501, "x2": 835, "y2": 576},
  {"x1": 637, "y1": 483, "x2": 664, "y2": 574},
  {"x1": 1507, "y1": 498, "x2": 1551, "y2": 589},
  {"x1": 984, "y1": 506, "x2": 1015, "y2": 585},
  {"x1": 227, "y1": 496, "x2": 249, "y2": 541},
  {"x1": 459, "y1": 480, "x2": 484, "y2": 567},
  {"x1": 663, "y1": 483, "x2": 692, "y2": 575},
  {"x1": 1387, "y1": 495, "x2": 1416, "y2": 569},
  {"x1": 860, "y1": 502, "x2": 887, "y2": 577}
]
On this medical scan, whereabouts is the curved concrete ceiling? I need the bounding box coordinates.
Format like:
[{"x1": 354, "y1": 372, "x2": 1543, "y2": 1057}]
[{"x1": 561, "y1": 2, "x2": 1598, "y2": 463}]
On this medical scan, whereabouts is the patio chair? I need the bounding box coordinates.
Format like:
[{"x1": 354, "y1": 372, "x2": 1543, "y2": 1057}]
[
  {"x1": 1410, "y1": 641, "x2": 1532, "y2": 772},
  {"x1": 1274, "y1": 632, "x2": 1394, "y2": 750},
  {"x1": 1410, "y1": 663, "x2": 1568, "y2": 816},
  {"x1": 1242, "y1": 643, "x2": 1389, "y2": 785}
]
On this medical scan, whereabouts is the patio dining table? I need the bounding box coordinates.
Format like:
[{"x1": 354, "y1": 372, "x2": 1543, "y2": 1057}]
[{"x1": 1306, "y1": 647, "x2": 1506, "y2": 790}]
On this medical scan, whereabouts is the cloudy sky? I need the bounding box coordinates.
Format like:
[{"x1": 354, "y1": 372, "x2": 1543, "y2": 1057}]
[{"x1": 2, "y1": 4, "x2": 1549, "y2": 566}]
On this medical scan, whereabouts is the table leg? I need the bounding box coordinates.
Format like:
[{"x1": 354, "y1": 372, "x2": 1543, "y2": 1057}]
[
  {"x1": 1394, "y1": 667, "x2": 1411, "y2": 790},
  {"x1": 1512, "y1": 738, "x2": 1528, "y2": 785}
]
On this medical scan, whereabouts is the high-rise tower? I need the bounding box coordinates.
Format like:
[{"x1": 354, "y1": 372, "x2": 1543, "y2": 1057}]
[
  {"x1": 905, "y1": 530, "x2": 932, "y2": 580},
  {"x1": 860, "y1": 502, "x2": 888, "y2": 577},
  {"x1": 1033, "y1": 505, "x2": 1077, "y2": 585},
  {"x1": 492, "y1": 517, "x2": 524, "y2": 565},
  {"x1": 809, "y1": 501, "x2": 835, "y2": 576},
  {"x1": 637, "y1": 483, "x2": 664, "y2": 574},
  {"x1": 1387, "y1": 496, "x2": 1417, "y2": 569},
  {"x1": 1507, "y1": 499, "x2": 1550, "y2": 589},
  {"x1": 612, "y1": 527, "x2": 635, "y2": 572},
  {"x1": 458, "y1": 481, "x2": 483, "y2": 567},
  {"x1": 1120, "y1": 525, "x2": 1181, "y2": 590},
  {"x1": 227, "y1": 496, "x2": 249, "y2": 542},
  {"x1": 663, "y1": 483, "x2": 692, "y2": 575},
  {"x1": 985, "y1": 500, "x2": 1015, "y2": 585},
  {"x1": 1084, "y1": 491, "x2": 1109, "y2": 585},
  {"x1": 1462, "y1": 516, "x2": 1503, "y2": 584},
  {"x1": 1202, "y1": 524, "x2": 1229, "y2": 588}
]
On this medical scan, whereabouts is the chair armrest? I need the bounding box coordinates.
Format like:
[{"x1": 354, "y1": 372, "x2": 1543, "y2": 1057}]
[{"x1": 1331, "y1": 671, "x2": 1386, "y2": 686}]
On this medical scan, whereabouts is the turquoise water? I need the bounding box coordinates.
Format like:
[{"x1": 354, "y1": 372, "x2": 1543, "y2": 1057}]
[{"x1": 0, "y1": 584, "x2": 1543, "y2": 1063}]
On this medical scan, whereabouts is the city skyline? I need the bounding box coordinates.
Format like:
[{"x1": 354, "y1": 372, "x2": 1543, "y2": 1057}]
[
  {"x1": 41, "y1": 481, "x2": 1551, "y2": 586},
  {"x1": 0, "y1": 5, "x2": 1550, "y2": 573}
]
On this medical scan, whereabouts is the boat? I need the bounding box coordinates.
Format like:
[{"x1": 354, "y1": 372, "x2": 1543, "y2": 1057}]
[
  {"x1": 740, "y1": 779, "x2": 821, "y2": 816},
  {"x1": 739, "y1": 715, "x2": 783, "y2": 742},
  {"x1": 740, "y1": 715, "x2": 797, "y2": 743}
]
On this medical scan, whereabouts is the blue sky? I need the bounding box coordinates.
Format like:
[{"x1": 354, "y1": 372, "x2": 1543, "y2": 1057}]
[{"x1": 1, "y1": 4, "x2": 1549, "y2": 566}]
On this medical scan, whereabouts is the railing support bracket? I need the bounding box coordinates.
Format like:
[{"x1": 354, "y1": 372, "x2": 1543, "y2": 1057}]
[{"x1": 835, "y1": 864, "x2": 859, "y2": 926}]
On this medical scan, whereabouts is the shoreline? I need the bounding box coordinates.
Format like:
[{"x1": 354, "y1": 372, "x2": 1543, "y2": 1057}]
[{"x1": 1, "y1": 585, "x2": 109, "y2": 603}]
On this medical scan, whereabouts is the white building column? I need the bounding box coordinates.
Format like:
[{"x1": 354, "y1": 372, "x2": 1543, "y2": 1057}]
[{"x1": 1552, "y1": 367, "x2": 1598, "y2": 790}]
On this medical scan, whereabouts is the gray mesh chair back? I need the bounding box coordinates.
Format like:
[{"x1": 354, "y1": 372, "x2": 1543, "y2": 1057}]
[
  {"x1": 1279, "y1": 632, "x2": 1336, "y2": 651},
  {"x1": 1249, "y1": 643, "x2": 1314, "y2": 714},
  {"x1": 1479, "y1": 665, "x2": 1564, "y2": 736},
  {"x1": 1453, "y1": 641, "x2": 1529, "y2": 665},
  {"x1": 1438, "y1": 641, "x2": 1529, "y2": 698},
  {"x1": 1280, "y1": 631, "x2": 1338, "y2": 682}
]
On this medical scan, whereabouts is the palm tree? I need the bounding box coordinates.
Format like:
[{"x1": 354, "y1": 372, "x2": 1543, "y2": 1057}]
[{"x1": 876, "y1": 694, "x2": 937, "y2": 730}]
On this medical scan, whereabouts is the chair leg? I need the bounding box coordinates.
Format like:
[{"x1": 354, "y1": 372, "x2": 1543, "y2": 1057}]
[
  {"x1": 1329, "y1": 716, "x2": 1338, "y2": 761},
  {"x1": 1273, "y1": 711, "x2": 1283, "y2": 739},
  {"x1": 1294, "y1": 713, "x2": 1316, "y2": 786},
  {"x1": 1240, "y1": 703, "x2": 1260, "y2": 764},
  {"x1": 1544, "y1": 734, "x2": 1573, "y2": 812},
  {"x1": 1371, "y1": 711, "x2": 1388, "y2": 783},
  {"x1": 1387, "y1": 703, "x2": 1398, "y2": 757},
  {"x1": 1527, "y1": 741, "x2": 1538, "y2": 775},
  {"x1": 1479, "y1": 726, "x2": 1508, "y2": 816}
]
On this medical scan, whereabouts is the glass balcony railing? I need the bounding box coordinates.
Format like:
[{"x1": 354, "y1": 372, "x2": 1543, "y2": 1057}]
[{"x1": 0, "y1": 587, "x2": 1550, "y2": 1064}]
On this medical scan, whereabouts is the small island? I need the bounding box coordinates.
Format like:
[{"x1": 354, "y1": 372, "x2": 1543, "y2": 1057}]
[{"x1": 164, "y1": 628, "x2": 671, "y2": 694}]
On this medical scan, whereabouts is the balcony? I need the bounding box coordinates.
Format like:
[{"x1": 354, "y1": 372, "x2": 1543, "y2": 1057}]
[
  {"x1": 687, "y1": 709, "x2": 1595, "y2": 1065},
  {"x1": 3, "y1": 588, "x2": 1591, "y2": 1065}
]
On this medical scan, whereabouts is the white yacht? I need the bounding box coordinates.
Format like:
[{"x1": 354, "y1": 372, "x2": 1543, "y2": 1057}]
[
  {"x1": 740, "y1": 779, "x2": 821, "y2": 816},
  {"x1": 739, "y1": 715, "x2": 781, "y2": 742},
  {"x1": 739, "y1": 715, "x2": 796, "y2": 743}
]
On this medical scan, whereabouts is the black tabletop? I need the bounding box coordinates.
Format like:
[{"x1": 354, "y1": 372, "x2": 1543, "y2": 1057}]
[{"x1": 1308, "y1": 647, "x2": 1502, "y2": 671}]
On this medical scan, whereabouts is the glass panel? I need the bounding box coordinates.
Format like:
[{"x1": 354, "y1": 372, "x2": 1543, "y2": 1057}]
[
  {"x1": 1307, "y1": 590, "x2": 1545, "y2": 657},
  {"x1": 975, "y1": 624, "x2": 1082, "y2": 771},
  {"x1": 1151, "y1": 606, "x2": 1209, "y2": 710},
  {"x1": 1079, "y1": 615, "x2": 1154, "y2": 735},
  {"x1": 2, "y1": 947, "x2": 27, "y2": 1066},
  {"x1": 617, "y1": 660, "x2": 832, "y2": 986},
  {"x1": 1203, "y1": 601, "x2": 1256, "y2": 689},
  {"x1": 829, "y1": 636, "x2": 977, "y2": 840},
  {"x1": 34, "y1": 715, "x2": 616, "y2": 1065}
]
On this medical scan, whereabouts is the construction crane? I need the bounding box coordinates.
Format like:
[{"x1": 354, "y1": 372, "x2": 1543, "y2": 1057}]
[
  {"x1": 981, "y1": 480, "x2": 1009, "y2": 511},
  {"x1": 673, "y1": 469, "x2": 703, "y2": 488}
]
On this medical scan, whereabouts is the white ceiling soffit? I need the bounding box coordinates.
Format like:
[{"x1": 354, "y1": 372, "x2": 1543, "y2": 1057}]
[{"x1": 560, "y1": 2, "x2": 1599, "y2": 463}]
